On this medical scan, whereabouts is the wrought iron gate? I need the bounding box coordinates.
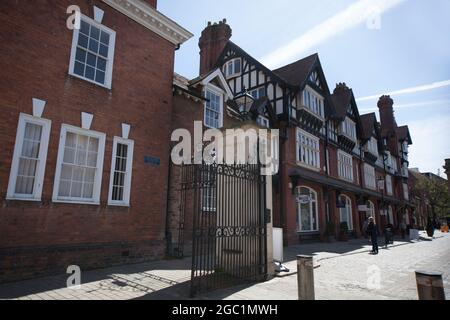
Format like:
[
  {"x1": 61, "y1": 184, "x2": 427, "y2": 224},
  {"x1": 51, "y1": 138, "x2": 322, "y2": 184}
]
[{"x1": 178, "y1": 163, "x2": 268, "y2": 297}]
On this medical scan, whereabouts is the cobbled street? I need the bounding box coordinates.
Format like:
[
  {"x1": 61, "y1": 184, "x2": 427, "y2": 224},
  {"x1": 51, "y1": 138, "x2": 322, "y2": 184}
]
[{"x1": 0, "y1": 231, "x2": 448, "y2": 300}]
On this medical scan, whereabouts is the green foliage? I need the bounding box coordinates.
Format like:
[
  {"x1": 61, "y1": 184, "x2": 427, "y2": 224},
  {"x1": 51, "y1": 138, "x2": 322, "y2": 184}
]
[{"x1": 413, "y1": 174, "x2": 450, "y2": 219}]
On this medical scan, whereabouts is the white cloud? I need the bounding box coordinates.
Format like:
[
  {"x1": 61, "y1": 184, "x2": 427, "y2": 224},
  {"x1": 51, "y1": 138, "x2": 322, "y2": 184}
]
[
  {"x1": 359, "y1": 98, "x2": 450, "y2": 113},
  {"x1": 260, "y1": 0, "x2": 406, "y2": 69},
  {"x1": 356, "y1": 80, "x2": 450, "y2": 102},
  {"x1": 408, "y1": 116, "x2": 450, "y2": 175}
]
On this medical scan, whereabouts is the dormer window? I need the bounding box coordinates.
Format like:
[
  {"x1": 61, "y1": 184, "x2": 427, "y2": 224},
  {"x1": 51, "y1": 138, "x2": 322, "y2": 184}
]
[
  {"x1": 340, "y1": 117, "x2": 356, "y2": 141},
  {"x1": 302, "y1": 87, "x2": 324, "y2": 118},
  {"x1": 224, "y1": 58, "x2": 241, "y2": 78},
  {"x1": 69, "y1": 15, "x2": 116, "y2": 89}
]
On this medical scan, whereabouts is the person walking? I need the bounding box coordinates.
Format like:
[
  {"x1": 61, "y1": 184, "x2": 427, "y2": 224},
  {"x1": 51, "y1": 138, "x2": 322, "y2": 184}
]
[{"x1": 366, "y1": 217, "x2": 379, "y2": 254}]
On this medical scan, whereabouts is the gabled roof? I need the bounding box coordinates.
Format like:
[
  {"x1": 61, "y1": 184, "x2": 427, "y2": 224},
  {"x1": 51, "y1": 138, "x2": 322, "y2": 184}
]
[
  {"x1": 360, "y1": 113, "x2": 378, "y2": 140},
  {"x1": 189, "y1": 68, "x2": 233, "y2": 99},
  {"x1": 272, "y1": 53, "x2": 318, "y2": 87},
  {"x1": 396, "y1": 125, "x2": 413, "y2": 145},
  {"x1": 215, "y1": 41, "x2": 295, "y2": 89},
  {"x1": 331, "y1": 89, "x2": 352, "y2": 120}
]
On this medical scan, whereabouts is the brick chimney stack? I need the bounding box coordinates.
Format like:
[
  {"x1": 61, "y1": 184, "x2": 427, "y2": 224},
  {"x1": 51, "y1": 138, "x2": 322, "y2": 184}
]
[
  {"x1": 333, "y1": 82, "x2": 350, "y2": 94},
  {"x1": 378, "y1": 95, "x2": 396, "y2": 133},
  {"x1": 198, "y1": 19, "x2": 232, "y2": 75}
]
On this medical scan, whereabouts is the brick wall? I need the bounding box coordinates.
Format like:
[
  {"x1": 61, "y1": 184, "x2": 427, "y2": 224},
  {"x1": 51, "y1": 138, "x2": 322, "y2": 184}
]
[{"x1": 0, "y1": 0, "x2": 176, "y2": 282}]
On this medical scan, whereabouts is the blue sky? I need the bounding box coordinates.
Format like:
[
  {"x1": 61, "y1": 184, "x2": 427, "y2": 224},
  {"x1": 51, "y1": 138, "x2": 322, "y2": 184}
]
[{"x1": 159, "y1": 0, "x2": 450, "y2": 176}]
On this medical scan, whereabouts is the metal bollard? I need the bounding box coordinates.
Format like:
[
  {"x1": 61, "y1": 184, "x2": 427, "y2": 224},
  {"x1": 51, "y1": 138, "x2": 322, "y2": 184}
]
[
  {"x1": 297, "y1": 255, "x2": 315, "y2": 300},
  {"x1": 415, "y1": 271, "x2": 446, "y2": 300}
]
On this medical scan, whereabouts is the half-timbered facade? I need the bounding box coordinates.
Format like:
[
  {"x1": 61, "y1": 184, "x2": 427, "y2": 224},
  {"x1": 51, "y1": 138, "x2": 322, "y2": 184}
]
[{"x1": 197, "y1": 20, "x2": 415, "y2": 245}]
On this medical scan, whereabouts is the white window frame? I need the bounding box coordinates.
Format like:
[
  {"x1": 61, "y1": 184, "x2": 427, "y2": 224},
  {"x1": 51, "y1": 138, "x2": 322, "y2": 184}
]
[
  {"x1": 250, "y1": 86, "x2": 266, "y2": 99},
  {"x1": 340, "y1": 117, "x2": 357, "y2": 141},
  {"x1": 339, "y1": 195, "x2": 353, "y2": 230},
  {"x1": 296, "y1": 186, "x2": 319, "y2": 233},
  {"x1": 204, "y1": 84, "x2": 224, "y2": 129},
  {"x1": 366, "y1": 136, "x2": 378, "y2": 156},
  {"x1": 363, "y1": 164, "x2": 376, "y2": 190},
  {"x1": 403, "y1": 183, "x2": 409, "y2": 201},
  {"x1": 302, "y1": 86, "x2": 324, "y2": 118},
  {"x1": 367, "y1": 200, "x2": 375, "y2": 219},
  {"x1": 224, "y1": 58, "x2": 241, "y2": 78},
  {"x1": 387, "y1": 205, "x2": 394, "y2": 224},
  {"x1": 296, "y1": 128, "x2": 320, "y2": 171},
  {"x1": 386, "y1": 174, "x2": 393, "y2": 195},
  {"x1": 68, "y1": 14, "x2": 116, "y2": 89},
  {"x1": 52, "y1": 124, "x2": 106, "y2": 205},
  {"x1": 7, "y1": 113, "x2": 51, "y2": 201},
  {"x1": 108, "y1": 137, "x2": 134, "y2": 206},
  {"x1": 337, "y1": 150, "x2": 353, "y2": 182},
  {"x1": 257, "y1": 115, "x2": 270, "y2": 128}
]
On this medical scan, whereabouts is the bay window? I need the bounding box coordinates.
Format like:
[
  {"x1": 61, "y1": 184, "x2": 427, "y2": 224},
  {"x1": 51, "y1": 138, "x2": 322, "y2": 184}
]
[
  {"x1": 302, "y1": 87, "x2": 324, "y2": 118},
  {"x1": 296, "y1": 128, "x2": 320, "y2": 170},
  {"x1": 338, "y1": 150, "x2": 353, "y2": 181},
  {"x1": 364, "y1": 164, "x2": 376, "y2": 190},
  {"x1": 341, "y1": 117, "x2": 357, "y2": 141},
  {"x1": 366, "y1": 136, "x2": 378, "y2": 156}
]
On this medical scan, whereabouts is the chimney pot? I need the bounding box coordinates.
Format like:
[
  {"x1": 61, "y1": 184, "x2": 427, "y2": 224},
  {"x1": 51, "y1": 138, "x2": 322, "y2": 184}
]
[{"x1": 198, "y1": 19, "x2": 232, "y2": 75}]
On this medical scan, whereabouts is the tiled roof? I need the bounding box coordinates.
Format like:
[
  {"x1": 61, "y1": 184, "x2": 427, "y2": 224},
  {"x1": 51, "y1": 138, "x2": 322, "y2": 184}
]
[
  {"x1": 272, "y1": 53, "x2": 318, "y2": 86},
  {"x1": 396, "y1": 125, "x2": 412, "y2": 144},
  {"x1": 360, "y1": 113, "x2": 377, "y2": 140}
]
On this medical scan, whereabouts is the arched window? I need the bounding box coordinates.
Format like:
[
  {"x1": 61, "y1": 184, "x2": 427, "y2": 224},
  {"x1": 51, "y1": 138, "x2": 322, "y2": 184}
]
[
  {"x1": 339, "y1": 195, "x2": 353, "y2": 230},
  {"x1": 296, "y1": 186, "x2": 318, "y2": 232},
  {"x1": 367, "y1": 201, "x2": 375, "y2": 219}
]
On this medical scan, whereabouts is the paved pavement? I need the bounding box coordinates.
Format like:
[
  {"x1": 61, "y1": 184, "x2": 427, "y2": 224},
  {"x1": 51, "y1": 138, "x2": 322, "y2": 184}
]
[{"x1": 0, "y1": 231, "x2": 449, "y2": 300}]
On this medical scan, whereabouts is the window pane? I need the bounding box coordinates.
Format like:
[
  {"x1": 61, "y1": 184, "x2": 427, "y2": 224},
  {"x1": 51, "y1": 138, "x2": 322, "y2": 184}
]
[
  {"x1": 88, "y1": 39, "x2": 99, "y2": 53},
  {"x1": 95, "y1": 70, "x2": 105, "y2": 84},
  {"x1": 96, "y1": 57, "x2": 106, "y2": 71},
  {"x1": 86, "y1": 52, "x2": 96, "y2": 67},
  {"x1": 90, "y1": 25, "x2": 100, "y2": 40},
  {"x1": 99, "y1": 44, "x2": 108, "y2": 58},
  {"x1": 100, "y1": 31, "x2": 110, "y2": 45},
  {"x1": 85, "y1": 66, "x2": 95, "y2": 80},
  {"x1": 74, "y1": 61, "x2": 85, "y2": 76},
  {"x1": 60, "y1": 164, "x2": 72, "y2": 180},
  {"x1": 63, "y1": 147, "x2": 75, "y2": 164},
  {"x1": 70, "y1": 181, "x2": 82, "y2": 197},
  {"x1": 80, "y1": 20, "x2": 90, "y2": 35},
  {"x1": 78, "y1": 33, "x2": 88, "y2": 48},
  {"x1": 75, "y1": 48, "x2": 87, "y2": 63},
  {"x1": 58, "y1": 180, "x2": 71, "y2": 197}
]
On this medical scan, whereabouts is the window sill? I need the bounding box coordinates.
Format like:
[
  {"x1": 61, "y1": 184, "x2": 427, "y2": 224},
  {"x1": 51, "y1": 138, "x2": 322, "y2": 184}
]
[
  {"x1": 68, "y1": 72, "x2": 111, "y2": 90},
  {"x1": 5, "y1": 197, "x2": 42, "y2": 202},
  {"x1": 52, "y1": 199, "x2": 100, "y2": 206},
  {"x1": 108, "y1": 202, "x2": 130, "y2": 207},
  {"x1": 296, "y1": 162, "x2": 320, "y2": 172},
  {"x1": 296, "y1": 230, "x2": 320, "y2": 234}
]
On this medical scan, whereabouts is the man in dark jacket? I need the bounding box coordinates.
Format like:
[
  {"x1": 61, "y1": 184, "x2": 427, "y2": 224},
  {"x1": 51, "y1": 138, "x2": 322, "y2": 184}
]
[{"x1": 367, "y1": 217, "x2": 379, "y2": 254}]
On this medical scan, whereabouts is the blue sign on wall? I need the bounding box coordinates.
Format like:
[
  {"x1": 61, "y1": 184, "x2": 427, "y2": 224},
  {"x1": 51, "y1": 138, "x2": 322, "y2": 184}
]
[{"x1": 144, "y1": 156, "x2": 160, "y2": 166}]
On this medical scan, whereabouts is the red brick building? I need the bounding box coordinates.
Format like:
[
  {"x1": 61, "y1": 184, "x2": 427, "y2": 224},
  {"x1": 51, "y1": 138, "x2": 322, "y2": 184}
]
[
  {"x1": 192, "y1": 20, "x2": 414, "y2": 245},
  {"x1": 0, "y1": 0, "x2": 192, "y2": 282}
]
